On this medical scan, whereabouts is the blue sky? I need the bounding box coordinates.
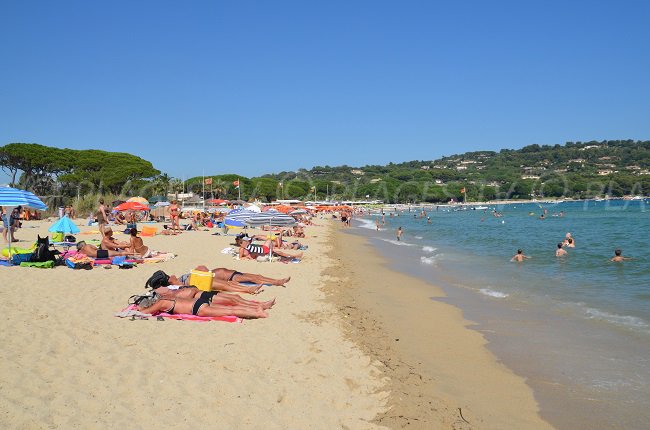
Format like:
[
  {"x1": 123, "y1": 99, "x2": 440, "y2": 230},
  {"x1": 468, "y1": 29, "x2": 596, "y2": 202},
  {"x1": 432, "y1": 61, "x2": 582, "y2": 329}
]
[{"x1": 2, "y1": 0, "x2": 649, "y2": 183}]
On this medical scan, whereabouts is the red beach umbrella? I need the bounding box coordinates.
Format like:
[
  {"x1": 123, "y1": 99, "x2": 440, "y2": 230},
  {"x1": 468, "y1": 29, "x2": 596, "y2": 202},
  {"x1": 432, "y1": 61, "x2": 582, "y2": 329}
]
[{"x1": 114, "y1": 201, "x2": 150, "y2": 211}]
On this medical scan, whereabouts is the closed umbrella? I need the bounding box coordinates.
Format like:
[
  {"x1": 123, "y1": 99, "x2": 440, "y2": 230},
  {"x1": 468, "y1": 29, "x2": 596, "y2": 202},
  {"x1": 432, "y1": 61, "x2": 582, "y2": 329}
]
[
  {"x1": 0, "y1": 187, "x2": 48, "y2": 259},
  {"x1": 48, "y1": 215, "x2": 80, "y2": 234},
  {"x1": 245, "y1": 212, "x2": 296, "y2": 261}
]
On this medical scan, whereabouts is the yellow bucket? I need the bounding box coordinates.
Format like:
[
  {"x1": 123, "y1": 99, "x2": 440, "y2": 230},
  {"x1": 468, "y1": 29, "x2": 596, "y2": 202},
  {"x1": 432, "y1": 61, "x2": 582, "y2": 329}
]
[{"x1": 189, "y1": 270, "x2": 214, "y2": 291}]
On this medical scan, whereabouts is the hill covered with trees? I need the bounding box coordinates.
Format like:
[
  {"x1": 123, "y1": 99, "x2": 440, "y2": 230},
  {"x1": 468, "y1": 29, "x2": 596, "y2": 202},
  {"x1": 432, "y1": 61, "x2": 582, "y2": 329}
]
[{"x1": 3, "y1": 140, "x2": 649, "y2": 206}]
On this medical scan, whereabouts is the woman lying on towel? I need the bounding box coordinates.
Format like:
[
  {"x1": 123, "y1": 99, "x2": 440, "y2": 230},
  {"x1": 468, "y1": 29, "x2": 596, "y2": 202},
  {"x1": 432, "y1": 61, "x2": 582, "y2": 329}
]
[
  {"x1": 145, "y1": 269, "x2": 265, "y2": 295},
  {"x1": 145, "y1": 272, "x2": 275, "y2": 312},
  {"x1": 205, "y1": 265, "x2": 291, "y2": 286},
  {"x1": 238, "y1": 237, "x2": 303, "y2": 261},
  {"x1": 133, "y1": 292, "x2": 269, "y2": 319}
]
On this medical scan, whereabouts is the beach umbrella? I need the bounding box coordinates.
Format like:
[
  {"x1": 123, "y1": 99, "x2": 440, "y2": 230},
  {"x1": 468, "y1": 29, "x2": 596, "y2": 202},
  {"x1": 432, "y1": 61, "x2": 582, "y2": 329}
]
[
  {"x1": 0, "y1": 187, "x2": 48, "y2": 259},
  {"x1": 0, "y1": 187, "x2": 48, "y2": 210},
  {"x1": 114, "y1": 201, "x2": 150, "y2": 211},
  {"x1": 207, "y1": 198, "x2": 229, "y2": 206},
  {"x1": 127, "y1": 196, "x2": 149, "y2": 204},
  {"x1": 48, "y1": 215, "x2": 80, "y2": 234},
  {"x1": 245, "y1": 212, "x2": 296, "y2": 261},
  {"x1": 289, "y1": 209, "x2": 307, "y2": 215},
  {"x1": 112, "y1": 200, "x2": 126, "y2": 207},
  {"x1": 244, "y1": 204, "x2": 261, "y2": 213}
]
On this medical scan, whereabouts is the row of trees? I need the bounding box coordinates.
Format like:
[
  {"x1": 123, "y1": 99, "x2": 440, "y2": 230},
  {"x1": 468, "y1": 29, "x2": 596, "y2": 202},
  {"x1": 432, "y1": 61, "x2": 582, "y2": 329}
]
[{"x1": 2, "y1": 141, "x2": 650, "y2": 209}]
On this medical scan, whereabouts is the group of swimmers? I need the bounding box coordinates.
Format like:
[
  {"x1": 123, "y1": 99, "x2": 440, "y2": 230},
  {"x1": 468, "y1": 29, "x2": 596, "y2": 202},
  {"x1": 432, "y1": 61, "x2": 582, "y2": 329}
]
[{"x1": 512, "y1": 232, "x2": 632, "y2": 263}]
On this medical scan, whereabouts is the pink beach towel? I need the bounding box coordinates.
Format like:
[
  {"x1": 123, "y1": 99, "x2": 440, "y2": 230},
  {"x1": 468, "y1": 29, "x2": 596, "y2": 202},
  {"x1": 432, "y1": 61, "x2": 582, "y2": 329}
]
[{"x1": 120, "y1": 305, "x2": 241, "y2": 323}]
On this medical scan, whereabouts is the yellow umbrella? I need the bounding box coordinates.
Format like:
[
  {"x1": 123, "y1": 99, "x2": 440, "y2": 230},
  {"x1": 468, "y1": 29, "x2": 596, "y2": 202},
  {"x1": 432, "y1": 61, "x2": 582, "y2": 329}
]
[{"x1": 127, "y1": 196, "x2": 149, "y2": 204}]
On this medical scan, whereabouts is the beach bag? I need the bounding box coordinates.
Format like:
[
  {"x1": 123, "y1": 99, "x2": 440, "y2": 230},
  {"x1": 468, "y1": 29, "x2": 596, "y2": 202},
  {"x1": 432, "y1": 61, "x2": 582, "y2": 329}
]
[
  {"x1": 64, "y1": 235, "x2": 76, "y2": 243},
  {"x1": 51, "y1": 232, "x2": 64, "y2": 242}
]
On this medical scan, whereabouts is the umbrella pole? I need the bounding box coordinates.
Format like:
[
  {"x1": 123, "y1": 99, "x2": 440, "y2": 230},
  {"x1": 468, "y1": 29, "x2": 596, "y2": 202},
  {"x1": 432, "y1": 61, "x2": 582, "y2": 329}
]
[
  {"x1": 5, "y1": 205, "x2": 15, "y2": 262},
  {"x1": 268, "y1": 221, "x2": 273, "y2": 262}
]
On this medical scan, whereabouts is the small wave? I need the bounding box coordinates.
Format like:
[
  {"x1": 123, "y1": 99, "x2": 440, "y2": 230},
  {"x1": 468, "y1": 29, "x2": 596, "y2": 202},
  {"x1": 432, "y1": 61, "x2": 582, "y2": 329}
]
[
  {"x1": 414, "y1": 236, "x2": 423, "y2": 240},
  {"x1": 377, "y1": 237, "x2": 414, "y2": 246},
  {"x1": 420, "y1": 256, "x2": 437, "y2": 265},
  {"x1": 479, "y1": 288, "x2": 509, "y2": 298},
  {"x1": 584, "y1": 308, "x2": 649, "y2": 330},
  {"x1": 422, "y1": 246, "x2": 437, "y2": 253},
  {"x1": 356, "y1": 219, "x2": 377, "y2": 230}
]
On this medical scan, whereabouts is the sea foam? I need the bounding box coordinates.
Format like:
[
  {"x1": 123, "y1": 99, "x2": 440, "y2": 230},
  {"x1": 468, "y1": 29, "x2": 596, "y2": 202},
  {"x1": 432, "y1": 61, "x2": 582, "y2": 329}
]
[
  {"x1": 479, "y1": 288, "x2": 509, "y2": 298},
  {"x1": 584, "y1": 307, "x2": 650, "y2": 330},
  {"x1": 422, "y1": 246, "x2": 437, "y2": 253},
  {"x1": 420, "y1": 256, "x2": 437, "y2": 265}
]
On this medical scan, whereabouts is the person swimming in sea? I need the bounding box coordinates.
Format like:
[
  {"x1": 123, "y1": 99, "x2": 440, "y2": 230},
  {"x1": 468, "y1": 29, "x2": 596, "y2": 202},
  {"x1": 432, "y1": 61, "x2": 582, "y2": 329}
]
[
  {"x1": 556, "y1": 243, "x2": 568, "y2": 257},
  {"x1": 511, "y1": 249, "x2": 531, "y2": 262},
  {"x1": 610, "y1": 249, "x2": 633, "y2": 262}
]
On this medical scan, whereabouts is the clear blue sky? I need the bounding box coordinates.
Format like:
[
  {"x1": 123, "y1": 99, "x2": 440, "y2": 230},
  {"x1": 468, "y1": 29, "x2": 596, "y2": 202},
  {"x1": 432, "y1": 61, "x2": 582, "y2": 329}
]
[{"x1": 2, "y1": 0, "x2": 649, "y2": 183}]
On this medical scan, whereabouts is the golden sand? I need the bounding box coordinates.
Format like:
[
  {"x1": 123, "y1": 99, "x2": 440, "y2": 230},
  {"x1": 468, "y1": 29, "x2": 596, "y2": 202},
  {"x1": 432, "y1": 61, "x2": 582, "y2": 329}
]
[{"x1": 0, "y1": 217, "x2": 551, "y2": 429}]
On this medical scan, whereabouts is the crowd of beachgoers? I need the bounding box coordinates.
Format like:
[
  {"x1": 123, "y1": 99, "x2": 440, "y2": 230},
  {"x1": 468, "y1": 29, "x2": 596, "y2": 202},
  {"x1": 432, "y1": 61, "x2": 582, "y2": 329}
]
[{"x1": 0, "y1": 198, "x2": 356, "y2": 322}]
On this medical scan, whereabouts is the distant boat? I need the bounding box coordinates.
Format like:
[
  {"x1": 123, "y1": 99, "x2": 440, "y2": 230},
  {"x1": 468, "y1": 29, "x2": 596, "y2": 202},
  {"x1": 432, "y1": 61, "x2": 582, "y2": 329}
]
[{"x1": 473, "y1": 206, "x2": 489, "y2": 210}]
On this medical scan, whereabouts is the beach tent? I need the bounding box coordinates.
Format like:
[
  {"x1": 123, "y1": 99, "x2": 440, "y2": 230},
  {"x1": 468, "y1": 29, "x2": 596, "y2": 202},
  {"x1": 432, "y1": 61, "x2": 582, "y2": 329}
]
[
  {"x1": 0, "y1": 186, "x2": 48, "y2": 259},
  {"x1": 48, "y1": 215, "x2": 80, "y2": 234}
]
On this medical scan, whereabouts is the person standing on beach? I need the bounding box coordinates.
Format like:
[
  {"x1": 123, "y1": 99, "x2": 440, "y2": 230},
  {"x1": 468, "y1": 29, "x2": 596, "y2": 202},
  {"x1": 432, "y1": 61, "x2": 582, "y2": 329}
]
[
  {"x1": 511, "y1": 249, "x2": 531, "y2": 262},
  {"x1": 97, "y1": 198, "x2": 109, "y2": 234},
  {"x1": 396, "y1": 227, "x2": 403, "y2": 241},
  {"x1": 169, "y1": 200, "x2": 180, "y2": 234}
]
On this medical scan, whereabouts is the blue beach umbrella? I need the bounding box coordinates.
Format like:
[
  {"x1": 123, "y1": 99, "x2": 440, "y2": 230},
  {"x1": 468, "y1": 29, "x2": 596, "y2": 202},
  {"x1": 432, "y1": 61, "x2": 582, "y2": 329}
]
[
  {"x1": 0, "y1": 187, "x2": 48, "y2": 258},
  {"x1": 48, "y1": 215, "x2": 80, "y2": 234},
  {"x1": 224, "y1": 209, "x2": 256, "y2": 231},
  {"x1": 245, "y1": 212, "x2": 296, "y2": 261},
  {"x1": 0, "y1": 187, "x2": 48, "y2": 210}
]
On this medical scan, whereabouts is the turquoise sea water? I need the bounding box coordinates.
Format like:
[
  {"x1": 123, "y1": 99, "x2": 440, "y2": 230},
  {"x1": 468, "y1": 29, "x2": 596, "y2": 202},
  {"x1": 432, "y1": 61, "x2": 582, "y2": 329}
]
[{"x1": 352, "y1": 200, "x2": 650, "y2": 430}]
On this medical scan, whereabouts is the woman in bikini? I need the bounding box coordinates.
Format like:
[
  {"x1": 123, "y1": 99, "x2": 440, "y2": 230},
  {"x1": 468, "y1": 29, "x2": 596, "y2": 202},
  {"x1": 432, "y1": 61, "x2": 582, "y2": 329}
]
[
  {"x1": 147, "y1": 278, "x2": 276, "y2": 312},
  {"x1": 134, "y1": 292, "x2": 269, "y2": 319},
  {"x1": 127, "y1": 228, "x2": 151, "y2": 258},
  {"x1": 169, "y1": 200, "x2": 180, "y2": 234}
]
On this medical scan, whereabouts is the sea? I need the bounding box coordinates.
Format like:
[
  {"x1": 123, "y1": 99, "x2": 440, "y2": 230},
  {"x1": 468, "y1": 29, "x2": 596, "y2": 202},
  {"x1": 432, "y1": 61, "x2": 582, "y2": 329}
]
[{"x1": 351, "y1": 199, "x2": 650, "y2": 430}]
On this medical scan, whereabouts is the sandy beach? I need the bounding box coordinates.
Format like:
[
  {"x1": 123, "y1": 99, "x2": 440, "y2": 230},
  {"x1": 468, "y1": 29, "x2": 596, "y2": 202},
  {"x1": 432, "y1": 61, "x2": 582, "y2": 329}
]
[{"x1": 1, "y1": 217, "x2": 551, "y2": 429}]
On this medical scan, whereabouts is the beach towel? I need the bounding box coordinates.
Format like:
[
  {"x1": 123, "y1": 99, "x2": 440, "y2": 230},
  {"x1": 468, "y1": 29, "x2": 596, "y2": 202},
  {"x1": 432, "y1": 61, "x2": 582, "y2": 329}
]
[
  {"x1": 116, "y1": 305, "x2": 241, "y2": 323},
  {"x1": 20, "y1": 261, "x2": 55, "y2": 269}
]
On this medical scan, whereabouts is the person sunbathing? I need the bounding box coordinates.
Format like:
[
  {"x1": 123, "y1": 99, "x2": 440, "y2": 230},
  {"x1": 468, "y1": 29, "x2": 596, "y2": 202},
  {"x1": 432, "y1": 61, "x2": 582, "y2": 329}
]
[
  {"x1": 147, "y1": 279, "x2": 276, "y2": 312},
  {"x1": 207, "y1": 265, "x2": 290, "y2": 286},
  {"x1": 100, "y1": 227, "x2": 129, "y2": 252},
  {"x1": 127, "y1": 229, "x2": 151, "y2": 257},
  {"x1": 76, "y1": 241, "x2": 129, "y2": 258},
  {"x1": 134, "y1": 292, "x2": 268, "y2": 319},
  {"x1": 145, "y1": 269, "x2": 265, "y2": 295},
  {"x1": 238, "y1": 237, "x2": 303, "y2": 261}
]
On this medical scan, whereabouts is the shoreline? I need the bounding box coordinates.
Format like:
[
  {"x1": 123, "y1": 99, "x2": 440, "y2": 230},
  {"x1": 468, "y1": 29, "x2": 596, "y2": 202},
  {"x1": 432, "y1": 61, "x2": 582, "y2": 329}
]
[{"x1": 325, "y1": 222, "x2": 552, "y2": 429}]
